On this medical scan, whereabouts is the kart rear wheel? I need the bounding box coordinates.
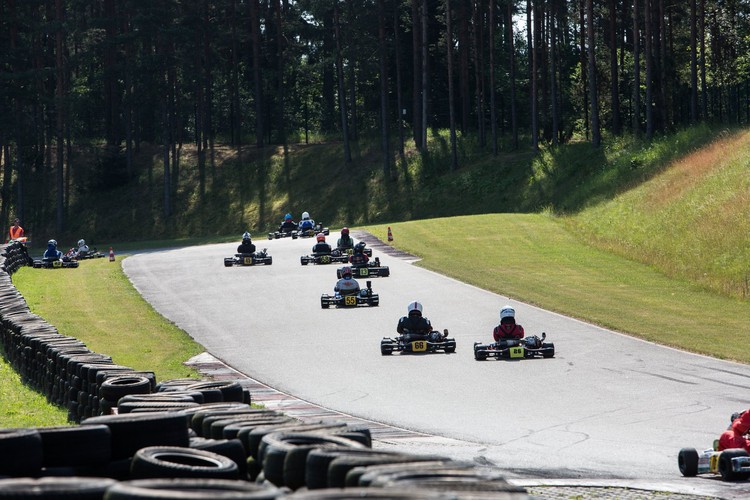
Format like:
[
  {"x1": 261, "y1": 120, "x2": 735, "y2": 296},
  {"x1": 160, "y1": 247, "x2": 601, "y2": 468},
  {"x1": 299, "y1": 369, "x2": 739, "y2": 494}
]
[
  {"x1": 267, "y1": 256, "x2": 272, "y2": 265},
  {"x1": 542, "y1": 343, "x2": 555, "y2": 358},
  {"x1": 719, "y1": 448, "x2": 750, "y2": 481},
  {"x1": 223, "y1": 259, "x2": 233, "y2": 267},
  {"x1": 678, "y1": 448, "x2": 699, "y2": 477},
  {"x1": 380, "y1": 342, "x2": 393, "y2": 356},
  {"x1": 444, "y1": 341, "x2": 456, "y2": 354}
]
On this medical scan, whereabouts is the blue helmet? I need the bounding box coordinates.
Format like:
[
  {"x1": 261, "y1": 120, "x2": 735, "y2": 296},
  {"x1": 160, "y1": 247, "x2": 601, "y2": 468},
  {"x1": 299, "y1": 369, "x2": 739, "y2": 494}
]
[{"x1": 285, "y1": 213, "x2": 292, "y2": 220}]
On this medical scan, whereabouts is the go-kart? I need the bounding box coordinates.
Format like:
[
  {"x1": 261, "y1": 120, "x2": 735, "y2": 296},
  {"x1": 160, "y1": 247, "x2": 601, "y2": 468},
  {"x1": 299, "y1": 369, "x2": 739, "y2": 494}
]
[
  {"x1": 300, "y1": 251, "x2": 349, "y2": 266},
  {"x1": 678, "y1": 446, "x2": 750, "y2": 482},
  {"x1": 337, "y1": 258, "x2": 390, "y2": 278},
  {"x1": 296, "y1": 223, "x2": 329, "y2": 238},
  {"x1": 32, "y1": 256, "x2": 79, "y2": 269},
  {"x1": 64, "y1": 247, "x2": 105, "y2": 260},
  {"x1": 381, "y1": 329, "x2": 456, "y2": 355},
  {"x1": 336, "y1": 246, "x2": 373, "y2": 257},
  {"x1": 223, "y1": 249, "x2": 273, "y2": 267},
  {"x1": 473, "y1": 333, "x2": 554, "y2": 360},
  {"x1": 267, "y1": 228, "x2": 298, "y2": 240},
  {"x1": 321, "y1": 280, "x2": 379, "y2": 308}
]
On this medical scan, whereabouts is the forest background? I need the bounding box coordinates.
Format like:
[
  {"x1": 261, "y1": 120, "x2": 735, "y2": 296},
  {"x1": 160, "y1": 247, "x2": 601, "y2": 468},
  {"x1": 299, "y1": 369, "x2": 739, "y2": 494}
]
[{"x1": 0, "y1": 0, "x2": 749, "y2": 243}]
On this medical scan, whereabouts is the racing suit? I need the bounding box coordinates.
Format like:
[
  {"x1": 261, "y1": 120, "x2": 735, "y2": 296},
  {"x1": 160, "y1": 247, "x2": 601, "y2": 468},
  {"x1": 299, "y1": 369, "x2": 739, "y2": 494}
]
[
  {"x1": 719, "y1": 411, "x2": 750, "y2": 452},
  {"x1": 237, "y1": 242, "x2": 256, "y2": 254},
  {"x1": 337, "y1": 235, "x2": 355, "y2": 250},
  {"x1": 397, "y1": 315, "x2": 442, "y2": 342},
  {"x1": 279, "y1": 220, "x2": 297, "y2": 233},
  {"x1": 334, "y1": 276, "x2": 360, "y2": 296},
  {"x1": 44, "y1": 244, "x2": 62, "y2": 260},
  {"x1": 493, "y1": 323, "x2": 525, "y2": 342},
  {"x1": 349, "y1": 252, "x2": 369, "y2": 267},
  {"x1": 73, "y1": 243, "x2": 90, "y2": 258},
  {"x1": 298, "y1": 219, "x2": 315, "y2": 231},
  {"x1": 312, "y1": 242, "x2": 332, "y2": 255}
]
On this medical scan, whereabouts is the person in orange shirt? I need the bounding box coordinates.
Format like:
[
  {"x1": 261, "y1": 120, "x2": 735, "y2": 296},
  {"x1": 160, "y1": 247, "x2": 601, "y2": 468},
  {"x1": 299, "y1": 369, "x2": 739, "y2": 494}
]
[{"x1": 8, "y1": 218, "x2": 24, "y2": 241}]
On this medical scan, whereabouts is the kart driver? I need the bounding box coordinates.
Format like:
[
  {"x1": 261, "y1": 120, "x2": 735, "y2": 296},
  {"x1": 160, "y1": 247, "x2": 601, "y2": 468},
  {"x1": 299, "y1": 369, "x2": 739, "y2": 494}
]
[
  {"x1": 718, "y1": 410, "x2": 750, "y2": 452},
  {"x1": 334, "y1": 266, "x2": 360, "y2": 296},
  {"x1": 311, "y1": 233, "x2": 332, "y2": 256},
  {"x1": 337, "y1": 227, "x2": 355, "y2": 251},
  {"x1": 43, "y1": 239, "x2": 63, "y2": 260},
  {"x1": 279, "y1": 213, "x2": 297, "y2": 233},
  {"x1": 349, "y1": 242, "x2": 370, "y2": 267},
  {"x1": 298, "y1": 211, "x2": 316, "y2": 232},
  {"x1": 397, "y1": 301, "x2": 445, "y2": 342},
  {"x1": 493, "y1": 305, "x2": 525, "y2": 342},
  {"x1": 8, "y1": 218, "x2": 24, "y2": 241},
  {"x1": 237, "y1": 232, "x2": 256, "y2": 254},
  {"x1": 71, "y1": 239, "x2": 90, "y2": 259}
]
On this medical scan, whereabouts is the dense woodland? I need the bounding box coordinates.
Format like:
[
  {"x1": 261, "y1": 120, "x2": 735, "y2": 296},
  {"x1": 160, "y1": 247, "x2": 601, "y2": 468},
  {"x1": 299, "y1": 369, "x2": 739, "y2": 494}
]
[{"x1": 1, "y1": 0, "x2": 749, "y2": 238}]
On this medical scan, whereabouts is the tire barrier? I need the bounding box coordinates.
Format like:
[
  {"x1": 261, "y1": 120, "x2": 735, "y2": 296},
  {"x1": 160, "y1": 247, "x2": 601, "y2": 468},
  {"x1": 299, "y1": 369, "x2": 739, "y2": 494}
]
[{"x1": 0, "y1": 243, "x2": 528, "y2": 498}]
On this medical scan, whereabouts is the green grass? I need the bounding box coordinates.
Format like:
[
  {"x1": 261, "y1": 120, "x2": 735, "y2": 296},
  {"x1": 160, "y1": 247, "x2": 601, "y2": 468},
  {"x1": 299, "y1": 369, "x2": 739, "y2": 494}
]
[
  {"x1": 363, "y1": 214, "x2": 750, "y2": 363},
  {"x1": 11, "y1": 258, "x2": 205, "y2": 382},
  {"x1": 0, "y1": 355, "x2": 69, "y2": 427}
]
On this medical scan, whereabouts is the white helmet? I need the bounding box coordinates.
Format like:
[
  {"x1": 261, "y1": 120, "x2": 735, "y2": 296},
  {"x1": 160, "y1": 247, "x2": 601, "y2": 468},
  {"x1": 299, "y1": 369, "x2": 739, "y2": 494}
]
[
  {"x1": 301, "y1": 211, "x2": 310, "y2": 220},
  {"x1": 78, "y1": 239, "x2": 86, "y2": 247},
  {"x1": 500, "y1": 305, "x2": 515, "y2": 320},
  {"x1": 48, "y1": 239, "x2": 57, "y2": 247},
  {"x1": 407, "y1": 301, "x2": 423, "y2": 316},
  {"x1": 242, "y1": 231, "x2": 251, "y2": 241}
]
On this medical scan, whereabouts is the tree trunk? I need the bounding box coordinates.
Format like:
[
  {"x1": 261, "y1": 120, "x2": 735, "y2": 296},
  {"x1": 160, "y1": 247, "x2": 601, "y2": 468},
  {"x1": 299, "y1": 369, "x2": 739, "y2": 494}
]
[
  {"x1": 446, "y1": 0, "x2": 458, "y2": 170},
  {"x1": 529, "y1": 0, "x2": 538, "y2": 150},
  {"x1": 489, "y1": 0, "x2": 498, "y2": 155},
  {"x1": 609, "y1": 0, "x2": 621, "y2": 135},
  {"x1": 412, "y1": 0, "x2": 423, "y2": 149},
  {"x1": 54, "y1": 0, "x2": 65, "y2": 233},
  {"x1": 689, "y1": 0, "x2": 697, "y2": 123},
  {"x1": 377, "y1": 0, "x2": 390, "y2": 177},
  {"x1": 250, "y1": 0, "x2": 264, "y2": 148},
  {"x1": 421, "y1": 0, "x2": 429, "y2": 149},
  {"x1": 394, "y1": 7, "x2": 405, "y2": 159},
  {"x1": 645, "y1": 0, "x2": 654, "y2": 138},
  {"x1": 580, "y1": 0, "x2": 588, "y2": 140},
  {"x1": 507, "y1": 0, "x2": 518, "y2": 150},
  {"x1": 632, "y1": 0, "x2": 641, "y2": 135},
  {"x1": 334, "y1": 2, "x2": 351, "y2": 163},
  {"x1": 550, "y1": 0, "x2": 559, "y2": 145},
  {"x1": 699, "y1": 0, "x2": 707, "y2": 119},
  {"x1": 587, "y1": 0, "x2": 600, "y2": 147}
]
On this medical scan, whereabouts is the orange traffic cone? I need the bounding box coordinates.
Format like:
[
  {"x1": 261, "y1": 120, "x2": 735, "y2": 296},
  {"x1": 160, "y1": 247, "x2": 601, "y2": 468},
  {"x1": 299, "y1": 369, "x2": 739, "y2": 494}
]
[
  {"x1": 387, "y1": 226, "x2": 393, "y2": 242},
  {"x1": 109, "y1": 247, "x2": 115, "y2": 262}
]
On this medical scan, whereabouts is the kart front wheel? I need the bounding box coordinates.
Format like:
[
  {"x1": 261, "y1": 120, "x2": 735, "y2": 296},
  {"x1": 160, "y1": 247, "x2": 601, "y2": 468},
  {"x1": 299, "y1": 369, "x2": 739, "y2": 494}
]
[
  {"x1": 444, "y1": 341, "x2": 456, "y2": 354},
  {"x1": 380, "y1": 343, "x2": 393, "y2": 356},
  {"x1": 542, "y1": 343, "x2": 555, "y2": 358},
  {"x1": 719, "y1": 448, "x2": 750, "y2": 481},
  {"x1": 677, "y1": 448, "x2": 699, "y2": 477}
]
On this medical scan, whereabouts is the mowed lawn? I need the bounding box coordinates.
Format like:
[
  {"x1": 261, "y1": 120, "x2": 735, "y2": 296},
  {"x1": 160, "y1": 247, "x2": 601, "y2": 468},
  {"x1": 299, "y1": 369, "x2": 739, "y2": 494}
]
[{"x1": 364, "y1": 214, "x2": 750, "y2": 363}]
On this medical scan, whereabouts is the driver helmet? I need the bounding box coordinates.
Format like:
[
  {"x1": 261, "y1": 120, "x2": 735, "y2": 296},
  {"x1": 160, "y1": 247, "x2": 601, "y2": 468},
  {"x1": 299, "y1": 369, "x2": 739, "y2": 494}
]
[
  {"x1": 355, "y1": 241, "x2": 366, "y2": 253},
  {"x1": 284, "y1": 213, "x2": 292, "y2": 221},
  {"x1": 341, "y1": 227, "x2": 350, "y2": 236},
  {"x1": 242, "y1": 231, "x2": 251, "y2": 242},
  {"x1": 301, "y1": 211, "x2": 310, "y2": 220},
  {"x1": 500, "y1": 305, "x2": 516, "y2": 320},
  {"x1": 77, "y1": 239, "x2": 86, "y2": 247},
  {"x1": 48, "y1": 239, "x2": 58, "y2": 248},
  {"x1": 341, "y1": 266, "x2": 353, "y2": 278},
  {"x1": 316, "y1": 233, "x2": 326, "y2": 242},
  {"x1": 407, "y1": 301, "x2": 423, "y2": 316}
]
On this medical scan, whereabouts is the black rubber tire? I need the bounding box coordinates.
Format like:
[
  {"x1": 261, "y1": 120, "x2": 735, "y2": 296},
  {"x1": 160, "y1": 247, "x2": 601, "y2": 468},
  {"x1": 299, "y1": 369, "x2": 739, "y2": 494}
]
[
  {"x1": 202, "y1": 412, "x2": 282, "y2": 439},
  {"x1": 248, "y1": 423, "x2": 348, "y2": 461},
  {"x1": 543, "y1": 343, "x2": 555, "y2": 358},
  {"x1": 104, "y1": 478, "x2": 281, "y2": 499},
  {"x1": 0, "y1": 477, "x2": 116, "y2": 499},
  {"x1": 444, "y1": 341, "x2": 456, "y2": 354},
  {"x1": 190, "y1": 408, "x2": 267, "y2": 436},
  {"x1": 263, "y1": 432, "x2": 365, "y2": 489},
  {"x1": 305, "y1": 448, "x2": 402, "y2": 490},
  {"x1": 0, "y1": 429, "x2": 43, "y2": 476},
  {"x1": 356, "y1": 462, "x2": 473, "y2": 487},
  {"x1": 82, "y1": 412, "x2": 190, "y2": 460},
  {"x1": 678, "y1": 447, "x2": 699, "y2": 477},
  {"x1": 222, "y1": 416, "x2": 294, "y2": 441},
  {"x1": 186, "y1": 381, "x2": 244, "y2": 403},
  {"x1": 117, "y1": 401, "x2": 200, "y2": 414},
  {"x1": 37, "y1": 424, "x2": 112, "y2": 467},
  {"x1": 130, "y1": 446, "x2": 239, "y2": 480},
  {"x1": 190, "y1": 437, "x2": 248, "y2": 479},
  {"x1": 223, "y1": 259, "x2": 233, "y2": 267},
  {"x1": 276, "y1": 487, "x2": 444, "y2": 499},
  {"x1": 719, "y1": 448, "x2": 750, "y2": 481},
  {"x1": 99, "y1": 375, "x2": 152, "y2": 402},
  {"x1": 335, "y1": 458, "x2": 451, "y2": 488}
]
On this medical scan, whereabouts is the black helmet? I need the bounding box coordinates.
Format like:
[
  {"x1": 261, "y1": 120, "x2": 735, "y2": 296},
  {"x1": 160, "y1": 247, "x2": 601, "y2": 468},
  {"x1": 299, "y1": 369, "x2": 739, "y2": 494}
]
[{"x1": 355, "y1": 242, "x2": 366, "y2": 252}]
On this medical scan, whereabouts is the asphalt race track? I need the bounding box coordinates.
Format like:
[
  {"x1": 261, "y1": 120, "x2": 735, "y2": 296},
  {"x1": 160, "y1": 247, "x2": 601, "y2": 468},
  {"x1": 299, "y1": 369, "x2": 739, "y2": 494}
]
[{"x1": 123, "y1": 233, "x2": 750, "y2": 489}]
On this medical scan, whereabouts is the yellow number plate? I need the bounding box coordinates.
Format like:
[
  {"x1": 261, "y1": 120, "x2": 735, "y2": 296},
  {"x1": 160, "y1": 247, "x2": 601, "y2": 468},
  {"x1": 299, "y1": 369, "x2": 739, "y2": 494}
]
[
  {"x1": 53, "y1": 261, "x2": 62, "y2": 268},
  {"x1": 411, "y1": 341, "x2": 427, "y2": 352},
  {"x1": 710, "y1": 453, "x2": 719, "y2": 473},
  {"x1": 345, "y1": 248, "x2": 354, "y2": 255},
  {"x1": 509, "y1": 346, "x2": 525, "y2": 358},
  {"x1": 321, "y1": 255, "x2": 331, "y2": 264},
  {"x1": 243, "y1": 257, "x2": 253, "y2": 265},
  {"x1": 358, "y1": 268, "x2": 369, "y2": 276},
  {"x1": 344, "y1": 295, "x2": 357, "y2": 306}
]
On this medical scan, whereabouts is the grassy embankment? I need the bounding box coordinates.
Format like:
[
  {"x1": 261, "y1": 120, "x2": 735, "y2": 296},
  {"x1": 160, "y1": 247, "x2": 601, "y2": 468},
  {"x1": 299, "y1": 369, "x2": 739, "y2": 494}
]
[{"x1": 5, "y1": 124, "x2": 749, "y2": 425}]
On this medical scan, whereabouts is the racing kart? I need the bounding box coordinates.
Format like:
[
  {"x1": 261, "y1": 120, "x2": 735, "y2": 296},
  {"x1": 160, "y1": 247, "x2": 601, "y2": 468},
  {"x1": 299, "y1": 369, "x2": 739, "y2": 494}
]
[
  {"x1": 32, "y1": 256, "x2": 79, "y2": 269},
  {"x1": 223, "y1": 249, "x2": 273, "y2": 267},
  {"x1": 321, "y1": 280, "x2": 379, "y2": 308},
  {"x1": 296, "y1": 223, "x2": 329, "y2": 238},
  {"x1": 336, "y1": 246, "x2": 373, "y2": 257},
  {"x1": 473, "y1": 333, "x2": 554, "y2": 360},
  {"x1": 267, "y1": 228, "x2": 298, "y2": 240},
  {"x1": 300, "y1": 251, "x2": 350, "y2": 266},
  {"x1": 64, "y1": 247, "x2": 105, "y2": 260},
  {"x1": 336, "y1": 258, "x2": 390, "y2": 278},
  {"x1": 678, "y1": 446, "x2": 750, "y2": 482},
  {"x1": 380, "y1": 329, "x2": 456, "y2": 355}
]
